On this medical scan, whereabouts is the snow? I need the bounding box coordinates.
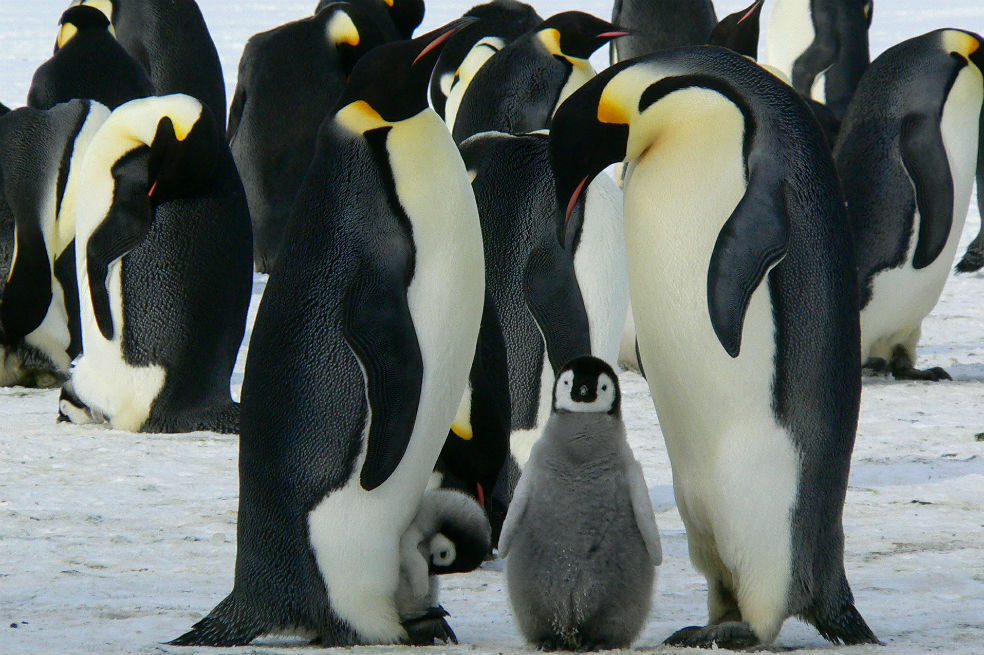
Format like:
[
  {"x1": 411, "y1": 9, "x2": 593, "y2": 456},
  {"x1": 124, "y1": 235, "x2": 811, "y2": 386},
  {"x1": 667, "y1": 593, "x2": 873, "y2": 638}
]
[{"x1": 1, "y1": 1, "x2": 984, "y2": 654}]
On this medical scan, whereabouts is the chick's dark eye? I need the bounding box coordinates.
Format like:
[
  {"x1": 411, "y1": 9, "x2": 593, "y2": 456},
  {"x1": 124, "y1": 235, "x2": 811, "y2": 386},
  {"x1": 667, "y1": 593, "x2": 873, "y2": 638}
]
[{"x1": 601, "y1": 384, "x2": 608, "y2": 391}]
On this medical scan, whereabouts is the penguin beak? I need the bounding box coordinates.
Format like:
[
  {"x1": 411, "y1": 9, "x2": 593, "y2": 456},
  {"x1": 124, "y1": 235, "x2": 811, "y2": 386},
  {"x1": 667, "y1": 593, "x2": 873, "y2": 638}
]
[
  {"x1": 597, "y1": 30, "x2": 631, "y2": 40},
  {"x1": 412, "y1": 16, "x2": 479, "y2": 67},
  {"x1": 707, "y1": 0, "x2": 763, "y2": 60}
]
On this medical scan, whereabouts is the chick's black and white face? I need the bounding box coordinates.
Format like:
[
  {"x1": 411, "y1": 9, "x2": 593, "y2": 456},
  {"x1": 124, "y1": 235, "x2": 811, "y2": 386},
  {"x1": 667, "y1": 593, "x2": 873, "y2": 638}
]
[
  {"x1": 554, "y1": 365, "x2": 618, "y2": 414},
  {"x1": 428, "y1": 533, "x2": 457, "y2": 569}
]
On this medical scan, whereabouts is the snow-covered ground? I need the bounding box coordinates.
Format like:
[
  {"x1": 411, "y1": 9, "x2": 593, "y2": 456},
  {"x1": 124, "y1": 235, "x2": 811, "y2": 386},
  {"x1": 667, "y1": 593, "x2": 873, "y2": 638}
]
[{"x1": 2, "y1": 1, "x2": 984, "y2": 654}]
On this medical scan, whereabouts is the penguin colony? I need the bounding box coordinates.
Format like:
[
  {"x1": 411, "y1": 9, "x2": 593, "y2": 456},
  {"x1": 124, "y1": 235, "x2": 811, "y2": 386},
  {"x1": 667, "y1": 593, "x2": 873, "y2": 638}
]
[{"x1": 0, "y1": 0, "x2": 982, "y2": 650}]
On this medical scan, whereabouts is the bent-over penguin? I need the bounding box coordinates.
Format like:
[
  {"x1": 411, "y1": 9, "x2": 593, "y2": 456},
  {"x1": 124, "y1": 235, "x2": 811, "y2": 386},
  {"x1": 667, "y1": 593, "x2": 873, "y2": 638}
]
[
  {"x1": 316, "y1": 0, "x2": 423, "y2": 40},
  {"x1": 550, "y1": 46, "x2": 878, "y2": 648}
]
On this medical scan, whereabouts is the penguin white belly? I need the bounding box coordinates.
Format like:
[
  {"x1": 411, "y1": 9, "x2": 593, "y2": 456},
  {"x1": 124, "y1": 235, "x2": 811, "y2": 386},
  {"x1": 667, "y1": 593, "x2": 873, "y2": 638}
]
[
  {"x1": 509, "y1": 350, "x2": 553, "y2": 467},
  {"x1": 445, "y1": 37, "x2": 504, "y2": 131},
  {"x1": 624, "y1": 94, "x2": 796, "y2": 637},
  {"x1": 307, "y1": 110, "x2": 484, "y2": 643},
  {"x1": 764, "y1": 0, "x2": 815, "y2": 81},
  {"x1": 576, "y1": 172, "x2": 628, "y2": 368},
  {"x1": 861, "y1": 65, "x2": 983, "y2": 362}
]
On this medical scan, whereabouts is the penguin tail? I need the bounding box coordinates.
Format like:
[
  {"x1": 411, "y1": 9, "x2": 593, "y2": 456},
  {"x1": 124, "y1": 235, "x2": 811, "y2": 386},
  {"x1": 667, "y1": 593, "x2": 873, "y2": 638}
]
[
  {"x1": 806, "y1": 599, "x2": 881, "y2": 646},
  {"x1": 168, "y1": 593, "x2": 265, "y2": 647}
]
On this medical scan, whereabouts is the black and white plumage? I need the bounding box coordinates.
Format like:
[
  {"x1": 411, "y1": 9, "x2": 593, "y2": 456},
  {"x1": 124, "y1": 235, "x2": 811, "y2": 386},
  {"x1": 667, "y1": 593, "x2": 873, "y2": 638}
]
[
  {"x1": 835, "y1": 29, "x2": 984, "y2": 380},
  {"x1": 610, "y1": 0, "x2": 716, "y2": 64},
  {"x1": 315, "y1": 0, "x2": 423, "y2": 40},
  {"x1": 550, "y1": 46, "x2": 877, "y2": 648},
  {"x1": 499, "y1": 356, "x2": 660, "y2": 651}
]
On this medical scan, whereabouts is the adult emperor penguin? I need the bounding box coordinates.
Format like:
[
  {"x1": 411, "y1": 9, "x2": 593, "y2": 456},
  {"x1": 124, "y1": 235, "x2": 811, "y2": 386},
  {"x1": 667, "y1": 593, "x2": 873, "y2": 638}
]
[
  {"x1": 765, "y1": 0, "x2": 872, "y2": 120},
  {"x1": 59, "y1": 94, "x2": 252, "y2": 433},
  {"x1": 549, "y1": 46, "x2": 878, "y2": 648},
  {"x1": 459, "y1": 131, "x2": 593, "y2": 468},
  {"x1": 451, "y1": 12, "x2": 629, "y2": 144},
  {"x1": 170, "y1": 20, "x2": 484, "y2": 647},
  {"x1": 0, "y1": 100, "x2": 110, "y2": 387},
  {"x1": 28, "y1": 5, "x2": 153, "y2": 111},
  {"x1": 834, "y1": 29, "x2": 984, "y2": 381},
  {"x1": 70, "y1": 0, "x2": 227, "y2": 128},
  {"x1": 610, "y1": 0, "x2": 716, "y2": 64},
  {"x1": 500, "y1": 356, "x2": 661, "y2": 650},
  {"x1": 429, "y1": 0, "x2": 542, "y2": 122},
  {"x1": 315, "y1": 0, "x2": 423, "y2": 40},
  {"x1": 229, "y1": 3, "x2": 387, "y2": 272}
]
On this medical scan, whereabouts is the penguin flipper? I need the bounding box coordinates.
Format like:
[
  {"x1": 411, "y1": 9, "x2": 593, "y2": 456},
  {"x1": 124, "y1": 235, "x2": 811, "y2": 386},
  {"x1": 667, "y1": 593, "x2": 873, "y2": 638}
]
[
  {"x1": 623, "y1": 451, "x2": 661, "y2": 565},
  {"x1": 1, "y1": 217, "x2": 52, "y2": 345},
  {"x1": 900, "y1": 111, "x2": 954, "y2": 269},
  {"x1": 497, "y1": 441, "x2": 542, "y2": 557},
  {"x1": 342, "y1": 254, "x2": 423, "y2": 492},
  {"x1": 707, "y1": 173, "x2": 788, "y2": 358},
  {"x1": 523, "y1": 236, "x2": 592, "y2": 374}
]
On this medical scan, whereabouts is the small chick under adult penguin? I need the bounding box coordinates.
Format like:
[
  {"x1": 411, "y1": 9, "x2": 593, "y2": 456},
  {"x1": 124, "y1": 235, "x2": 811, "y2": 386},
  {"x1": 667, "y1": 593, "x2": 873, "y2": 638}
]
[{"x1": 499, "y1": 356, "x2": 661, "y2": 650}]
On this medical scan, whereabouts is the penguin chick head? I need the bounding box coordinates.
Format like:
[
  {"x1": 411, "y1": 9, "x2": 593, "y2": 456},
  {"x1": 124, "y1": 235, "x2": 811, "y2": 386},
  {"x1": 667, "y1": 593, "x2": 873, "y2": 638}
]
[
  {"x1": 419, "y1": 489, "x2": 491, "y2": 575},
  {"x1": 56, "y1": 5, "x2": 112, "y2": 51},
  {"x1": 538, "y1": 11, "x2": 629, "y2": 60},
  {"x1": 707, "y1": 0, "x2": 763, "y2": 60},
  {"x1": 553, "y1": 356, "x2": 620, "y2": 417},
  {"x1": 334, "y1": 16, "x2": 477, "y2": 123}
]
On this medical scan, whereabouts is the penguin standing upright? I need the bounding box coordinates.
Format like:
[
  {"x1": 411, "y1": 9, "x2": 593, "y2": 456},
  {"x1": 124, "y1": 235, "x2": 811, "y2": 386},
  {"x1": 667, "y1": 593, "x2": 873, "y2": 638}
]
[
  {"x1": 451, "y1": 12, "x2": 628, "y2": 144},
  {"x1": 610, "y1": 0, "x2": 716, "y2": 64},
  {"x1": 550, "y1": 46, "x2": 878, "y2": 649},
  {"x1": 28, "y1": 5, "x2": 153, "y2": 111},
  {"x1": 70, "y1": 0, "x2": 227, "y2": 128},
  {"x1": 315, "y1": 0, "x2": 423, "y2": 40},
  {"x1": 170, "y1": 21, "x2": 485, "y2": 647},
  {"x1": 229, "y1": 3, "x2": 387, "y2": 272},
  {"x1": 500, "y1": 356, "x2": 661, "y2": 651},
  {"x1": 59, "y1": 94, "x2": 252, "y2": 433},
  {"x1": 0, "y1": 100, "x2": 109, "y2": 387},
  {"x1": 765, "y1": 0, "x2": 872, "y2": 119},
  {"x1": 834, "y1": 29, "x2": 984, "y2": 380}
]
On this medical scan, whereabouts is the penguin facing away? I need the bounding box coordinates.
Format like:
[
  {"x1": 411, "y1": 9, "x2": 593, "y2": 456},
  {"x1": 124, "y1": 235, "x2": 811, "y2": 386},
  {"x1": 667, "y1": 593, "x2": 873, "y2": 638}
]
[
  {"x1": 70, "y1": 0, "x2": 227, "y2": 128},
  {"x1": 451, "y1": 12, "x2": 629, "y2": 144},
  {"x1": 550, "y1": 46, "x2": 877, "y2": 648},
  {"x1": 765, "y1": 0, "x2": 872, "y2": 119},
  {"x1": 170, "y1": 20, "x2": 484, "y2": 647},
  {"x1": 0, "y1": 100, "x2": 109, "y2": 387},
  {"x1": 499, "y1": 356, "x2": 661, "y2": 651},
  {"x1": 610, "y1": 0, "x2": 716, "y2": 64},
  {"x1": 59, "y1": 94, "x2": 252, "y2": 433},
  {"x1": 29, "y1": 5, "x2": 153, "y2": 111},
  {"x1": 316, "y1": 0, "x2": 423, "y2": 40},
  {"x1": 834, "y1": 29, "x2": 984, "y2": 380},
  {"x1": 228, "y1": 2, "x2": 387, "y2": 273}
]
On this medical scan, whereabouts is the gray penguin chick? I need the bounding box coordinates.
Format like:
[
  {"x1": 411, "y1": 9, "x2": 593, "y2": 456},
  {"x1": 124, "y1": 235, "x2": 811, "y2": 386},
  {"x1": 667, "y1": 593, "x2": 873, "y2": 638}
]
[
  {"x1": 397, "y1": 488, "x2": 491, "y2": 644},
  {"x1": 499, "y1": 356, "x2": 661, "y2": 650}
]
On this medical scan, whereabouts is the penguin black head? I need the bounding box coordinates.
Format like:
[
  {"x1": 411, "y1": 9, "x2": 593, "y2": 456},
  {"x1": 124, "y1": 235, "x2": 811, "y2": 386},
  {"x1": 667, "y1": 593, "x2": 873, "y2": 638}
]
[
  {"x1": 145, "y1": 104, "x2": 221, "y2": 206},
  {"x1": 55, "y1": 5, "x2": 112, "y2": 51},
  {"x1": 707, "y1": 0, "x2": 763, "y2": 59},
  {"x1": 317, "y1": 2, "x2": 389, "y2": 77},
  {"x1": 553, "y1": 356, "x2": 621, "y2": 417},
  {"x1": 317, "y1": 0, "x2": 423, "y2": 39},
  {"x1": 538, "y1": 11, "x2": 629, "y2": 60},
  {"x1": 334, "y1": 16, "x2": 476, "y2": 122}
]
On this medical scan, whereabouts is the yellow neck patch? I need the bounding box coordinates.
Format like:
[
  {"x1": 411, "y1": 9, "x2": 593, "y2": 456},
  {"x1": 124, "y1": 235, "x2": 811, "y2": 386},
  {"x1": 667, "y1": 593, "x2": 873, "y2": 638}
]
[
  {"x1": 335, "y1": 100, "x2": 389, "y2": 133},
  {"x1": 327, "y1": 11, "x2": 360, "y2": 48},
  {"x1": 57, "y1": 24, "x2": 79, "y2": 49},
  {"x1": 537, "y1": 28, "x2": 563, "y2": 57},
  {"x1": 598, "y1": 89, "x2": 630, "y2": 125},
  {"x1": 943, "y1": 30, "x2": 981, "y2": 58}
]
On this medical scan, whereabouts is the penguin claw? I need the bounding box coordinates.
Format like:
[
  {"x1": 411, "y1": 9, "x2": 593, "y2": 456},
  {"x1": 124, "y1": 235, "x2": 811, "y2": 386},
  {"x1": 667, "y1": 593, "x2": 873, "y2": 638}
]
[
  {"x1": 664, "y1": 621, "x2": 760, "y2": 650},
  {"x1": 402, "y1": 606, "x2": 458, "y2": 645},
  {"x1": 890, "y1": 365, "x2": 952, "y2": 381}
]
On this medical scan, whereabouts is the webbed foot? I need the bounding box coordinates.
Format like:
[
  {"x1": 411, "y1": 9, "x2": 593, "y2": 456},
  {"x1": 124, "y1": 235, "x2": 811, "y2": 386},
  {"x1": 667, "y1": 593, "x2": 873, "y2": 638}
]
[
  {"x1": 862, "y1": 357, "x2": 889, "y2": 376},
  {"x1": 664, "y1": 621, "x2": 760, "y2": 650},
  {"x1": 402, "y1": 606, "x2": 457, "y2": 645}
]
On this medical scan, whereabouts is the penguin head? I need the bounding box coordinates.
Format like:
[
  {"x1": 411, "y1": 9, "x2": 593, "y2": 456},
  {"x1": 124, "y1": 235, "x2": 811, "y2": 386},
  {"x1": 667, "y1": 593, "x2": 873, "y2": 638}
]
[
  {"x1": 421, "y1": 489, "x2": 491, "y2": 574},
  {"x1": 385, "y1": 0, "x2": 426, "y2": 40},
  {"x1": 537, "y1": 11, "x2": 629, "y2": 60},
  {"x1": 55, "y1": 5, "x2": 114, "y2": 51},
  {"x1": 333, "y1": 16, "x2": 476, "y2": 124},
  {"x1": 553, "y1": 356, "x2": 620, "y2": 417},
  {"x1": 318, "y1": 2, "x2": 389, "y2": 77},
  {"x1": 707, "y1": 0, "x2": 763, "y2": 60}
]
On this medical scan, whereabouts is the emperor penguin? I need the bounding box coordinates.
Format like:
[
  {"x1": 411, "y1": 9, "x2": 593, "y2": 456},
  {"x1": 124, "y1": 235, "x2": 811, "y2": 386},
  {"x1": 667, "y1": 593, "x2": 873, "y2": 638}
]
[
  {"x1": 170, "y1": 20, "x2": 485, "y2": 647},
  {"x1": 0, "y1": 100, "x2": 110, "y2": 387},
  {"x1": 59, "y1": 94, "x2": 252, "y2": 433},
  {"x1": 429, "y1": 0, "x2": 542, "y2": 123},
  {"x1": 610, "y1": 0, "x2": 716, "y2": 64},
  {"x1": 316, "y1": 0, "x2": 423, "y2": 40},
  {"x1": 499, "y1": 356, "x2": 661, "y2": 651},
  {"x1": 549, "y1": 46, "x2": 878, "y2": 648},
  {"x1": 396, "y1": 488, "x2": 491, "y2": 644},
  {"x1": 765, "y1": 0, "x2": 872, "y2": 120},
  {"x1": 834, "y1": 29, "x2": 984, "y2": 381},
  {"x1": 69, "y1": 0, "x2": 227, "y2": 128},
  {"x1": 28, "y1": 5, "x2": 153, "y2": 111},
  {"x1": 459, "y1": 131, "x2": 593, "y2": 468},
  {"x1": 228, "y1": 3, "x2": 387, "y2": 272},
  {"x1": 451, "y1": 12, "x2": 629, "y2": 144}
]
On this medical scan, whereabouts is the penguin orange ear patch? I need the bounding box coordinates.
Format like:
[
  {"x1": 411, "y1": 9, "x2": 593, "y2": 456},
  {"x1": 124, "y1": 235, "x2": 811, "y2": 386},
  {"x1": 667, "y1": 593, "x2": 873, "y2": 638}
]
[{"x1": 597, "y1": 94, "x2": 629, "y2": 125}]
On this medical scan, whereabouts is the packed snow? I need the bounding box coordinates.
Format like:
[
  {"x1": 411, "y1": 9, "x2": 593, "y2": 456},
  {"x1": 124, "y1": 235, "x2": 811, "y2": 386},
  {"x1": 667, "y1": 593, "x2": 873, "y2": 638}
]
[{"x1": 1, "y1": 1, "x2": 983, "y2": 654}]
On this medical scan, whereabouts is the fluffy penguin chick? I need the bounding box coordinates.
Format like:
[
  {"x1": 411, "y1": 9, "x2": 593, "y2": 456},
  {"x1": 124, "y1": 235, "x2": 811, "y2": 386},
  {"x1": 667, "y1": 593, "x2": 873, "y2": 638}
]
[
  {"x1": 499, "y1": 356, "x2": 661, "y2": 650},
  {"x1": 397, "y1": 488, "x2": 491, "y2": 645}
]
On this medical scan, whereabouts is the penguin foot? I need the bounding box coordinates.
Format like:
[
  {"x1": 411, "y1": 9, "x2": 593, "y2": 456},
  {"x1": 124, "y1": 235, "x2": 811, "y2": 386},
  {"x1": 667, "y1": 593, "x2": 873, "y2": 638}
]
[
  {"x1": 861, "y1": 357, "x2": 890, "y2": 376},
  {"x1": 402, "y1": 606, "x2": 457, "y2": 645},
  {"x1": 890, "y1": 364, "x2": 952, "y2": 381},
  {"x1": 664, "y1": 621, "x2": 759, "y2": 650}
]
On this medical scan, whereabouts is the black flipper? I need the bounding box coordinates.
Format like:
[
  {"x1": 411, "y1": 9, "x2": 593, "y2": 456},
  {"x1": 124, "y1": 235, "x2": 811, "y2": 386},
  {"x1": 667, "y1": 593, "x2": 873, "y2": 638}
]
[
  {"x1": 707, "y1": 171, "x2": 788, "y2": 358},
  {"x1": 523, "y1": 234, "x2": 591, "y2": 373},
  {"x1": 900, "y1": 111, "x2": 954, "y2": 270},
  {"x1": 168, "y1": 593, "x2": 266, "y2": 647},
  {"x1": 226, "y1": 86, "x2": 245, "y2": 144},
  {"x1": 0, "y1": 218, "x2": 52, "y2": 345},
  {"x1": 342, "y1": 251, "x2": 422, "y2": 491}
]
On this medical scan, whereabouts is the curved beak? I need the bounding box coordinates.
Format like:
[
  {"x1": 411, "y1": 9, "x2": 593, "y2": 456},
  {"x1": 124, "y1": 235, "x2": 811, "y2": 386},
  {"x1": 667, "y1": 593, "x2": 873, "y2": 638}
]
[{"x1": 412, "y1": 16, "x2": 479, "y2": 67}]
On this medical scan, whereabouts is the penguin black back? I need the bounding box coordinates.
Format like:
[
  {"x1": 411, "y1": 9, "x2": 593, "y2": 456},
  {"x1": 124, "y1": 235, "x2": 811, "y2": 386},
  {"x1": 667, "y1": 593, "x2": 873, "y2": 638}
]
[{"x1": 610, "y1": 0, "x2": 716, "y2": 63}]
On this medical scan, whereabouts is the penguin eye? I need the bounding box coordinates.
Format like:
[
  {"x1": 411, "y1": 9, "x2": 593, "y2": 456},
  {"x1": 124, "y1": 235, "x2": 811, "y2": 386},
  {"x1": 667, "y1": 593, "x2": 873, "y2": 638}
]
[
  {"x1": 601, "y1": 384, "x2": 608, "y2": 391},
  {"x1": 563, "y1": 380, "x2": 571, "y2": 386},
  {"x1": 434, "y1": 549, "x2": 453, "y2": 565}
]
